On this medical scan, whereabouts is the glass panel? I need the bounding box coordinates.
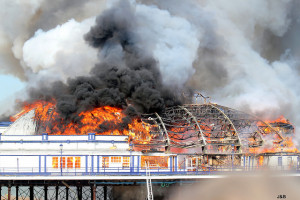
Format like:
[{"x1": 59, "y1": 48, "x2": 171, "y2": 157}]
[
  {"x1": 75, "y1": 157, "x2": 81, "y2": 168},
  {"x1": 102, "y1": 157, "x2": 109, "y2": 168},
  {"x1": 123, "y1": 157, "x2": 130, "y2": 168},
  {"x1": 141, "y1": 156, "x2": 168, "y2": 169},
  {"x1": 52, "y1": 157, "x2": 58, "y2": 168},
  {"x1": 67, "y1": 157, "x2": 73, "y2": 168},
  {"x1": 111, "y1": 156, "x2": 121, "y2": 163}
]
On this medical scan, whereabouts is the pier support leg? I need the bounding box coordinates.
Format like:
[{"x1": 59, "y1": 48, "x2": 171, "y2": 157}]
[
  {"x1": 77, "y1": 186, "x2": 82, "y2": 200},
  {"x1": 66, "y1": 187, "x2": 69, "y2": 200},
  {"x1": 16, "y1": 186, "x2": 19, "y2": 200},
  {"x1": 55, "y1": 186, "x2": 59, "y2": 200},
  {"x1": 104, "y1": 186, "x2": 107, "y2": 200},
  {"x1": 30, "y1": 186, "x2": 34, "y2": 200},
  {"x1": 44, "y1": 186, "x2": 47, "y2": 200},
  {"x1": 7, "y1": 185, "x2": 11, "y2": 200},
  {"x1": 92, "y1": 185, "x2": 96, "y2": 200}
]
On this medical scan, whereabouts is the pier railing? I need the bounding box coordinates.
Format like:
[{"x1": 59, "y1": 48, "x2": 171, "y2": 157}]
[{"x1": 0, "y1": 166, "x2": 298, "y2": 176}]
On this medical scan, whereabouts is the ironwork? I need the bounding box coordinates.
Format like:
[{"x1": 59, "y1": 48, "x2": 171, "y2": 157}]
[
  {"x1": 0, "y1": 182, "x2": 113, "y2": 200},
  {"x1": 138, "y1": 103, "x2": 284, "y2": 153}
]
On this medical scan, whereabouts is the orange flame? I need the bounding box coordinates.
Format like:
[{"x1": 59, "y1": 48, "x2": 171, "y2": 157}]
[
  {"x1": 265, "y1": 115, "x2": 290, "y2": 124},
  {"x1": 12, "y1": 100, "x2": 151, "y2": 144},
  {"x1": 250, "y1": 116, "x2": 298, "y2": 154}
]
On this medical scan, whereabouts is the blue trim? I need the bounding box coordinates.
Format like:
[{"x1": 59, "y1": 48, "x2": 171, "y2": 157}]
[
  {"x1": 39, "y1": 156, "x2": 41, "y2": 173},
  {"x1": 175, "y1": 156, "x2": 177, "y2": 172},
  {"x1": 42, "y1": 133, "x2": 48, "y2": 141},
  {"x1": 137, "y1": 156, "x2": 140, "y2": 173},
  {"x1": 97, "y1": 156, "x2": 99, "y2": 173},
  {"x1": 169, "y1": 156, "x2": 172, "y2": 172},
  {"x1": 0, "y1": 161, "x2": 299, "y2": 177},
  {"x1": 88, "y1": 133, "x2": 96, "y2": 141},
  {"x1": 0, "y1": 122, "x2": 12, "y2": 126},
  {"x1": 130, "y1": 155, "x2": 134, "y2": 173},
  {"x1": 91, "y1": 155, "x2": 94, "y2": 173},
  {"x1": 0, "y1": 140, "x2": 127, "y2": 144},
  {"x1": 0, "y1": 166, "x2": 285, "y2": 177},
  {"x1": 0, "y1": 134, "x2": 127, "y2": 137},
  {"x1": 44, "y1": 156, "x2": 47, "y2": 173},
  {"x1": 0, "y1": 154, "x2": 134, "y2": 157},
  {"x1": 85, "y1": 156, "x2": 88, "y2": 173}
]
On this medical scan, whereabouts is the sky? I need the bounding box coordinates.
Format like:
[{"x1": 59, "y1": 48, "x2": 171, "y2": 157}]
[
  {"x1": 0, "y1": 75, "x2": 25, "y2": 115},
  {"x1": 0, "y1": 74, "x2": 25, "y2": 99}
]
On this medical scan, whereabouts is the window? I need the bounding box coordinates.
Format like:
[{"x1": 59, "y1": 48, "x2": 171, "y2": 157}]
[
  {"x1": 278, "y1": 157, "x2": 282, "y2": 166},
  {"x1": 75, "y1": 157, "x2": 81, "y2": 168},
  {"x1": 102, "y1": 157, "x2": 109, "y2": 168},
  {"x1": 52, "y1": 157, "x2": 58, "y2": 168},
  {"x1": 60, "y1": 157, "x2": 66, "y2": 168},
  {"x1": 141, "y1": 156, "x2": 168, "y2": 169},
  {"x1": 53, "y1": 157, "x2": 77, "y2": 169},
  {"x1": 288, "y1": 157, "x2": 292, "y2": 164},
  {"x1": 111, "y1": 156, "x2": 121, "y2": 163},
  {"x1": 288, "y1": 157, "x2": 293, "y2": 168},
  {"x1": 123, "y1": 157, "x2": 130, "y2": 168},
  {"x1": 67, "y1": 157, "x2": 73, "y2": 168}
]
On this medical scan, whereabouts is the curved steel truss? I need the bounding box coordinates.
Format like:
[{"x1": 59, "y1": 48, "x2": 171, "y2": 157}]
[{"x1": 136, "y1": 104, "x2": 283, "y2": 154}]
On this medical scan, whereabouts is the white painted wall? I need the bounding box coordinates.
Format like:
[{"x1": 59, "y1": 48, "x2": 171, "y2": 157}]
[{"x1": 0, "y1": 156, "x2": 39, "y2": 173}]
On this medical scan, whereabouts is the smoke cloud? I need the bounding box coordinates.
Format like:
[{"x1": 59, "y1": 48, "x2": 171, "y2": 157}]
[
  {"x1": 141, "y1": 0, "x2": 300, "y2": 138},
  {"x1": 23, "y1": 18, "x2": 98, "y2": 84},
  {"x1": 1, "y1": 0, "x2": 300, "y2": 139},
  {"x1": 0, "y1": 0, "x2": 106, "y2": 79}
]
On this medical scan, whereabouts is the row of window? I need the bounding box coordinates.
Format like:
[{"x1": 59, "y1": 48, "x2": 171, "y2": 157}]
[
  {"x1": 52, "y1": 157, "x2": 81, "y2": 168},
  {"x1": 102, "y1": 156, "x2": 130, "y2": 168},
  {"x1": 51, "y1": 156, "x2": 130, "y2": 168},
  {"x1": 51, "y1": 156, "x2": 168, "y2": 169}
]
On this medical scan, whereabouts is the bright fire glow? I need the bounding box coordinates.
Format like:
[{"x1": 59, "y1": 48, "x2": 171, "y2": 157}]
[
  {"x1": 11, "y1": 101, "x2": 298, "y2": 154},
  {"x1": 11, "y1": 100, "x2": 151, "y2": 144},
  {"x1": 250, "y1": 116, "x2": 298, "y2": 154}
]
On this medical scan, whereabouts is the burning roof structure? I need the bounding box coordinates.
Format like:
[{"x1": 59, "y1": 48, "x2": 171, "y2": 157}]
[{"x1": 5, "y1": 100, "x2": 298, "y2": 156}]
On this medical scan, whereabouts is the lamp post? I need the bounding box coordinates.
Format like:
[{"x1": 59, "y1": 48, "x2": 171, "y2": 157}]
[
  {"x1": 17, "y1": 158, "x2": 19, "y2": 173},
  {"x1": 231, "y1": 144, "x2": 234, "y2": 171},
  {"x1": 130, "y1": 142, "x2": 133, "y2": 174},
  {"x1": 60, "y1": 144, "x2": 63, "y2": 176}
]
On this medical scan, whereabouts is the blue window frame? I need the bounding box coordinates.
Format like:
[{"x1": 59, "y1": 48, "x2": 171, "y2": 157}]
[{"x1": 278, "y1": 157, "x2": 282, "y2": 166}]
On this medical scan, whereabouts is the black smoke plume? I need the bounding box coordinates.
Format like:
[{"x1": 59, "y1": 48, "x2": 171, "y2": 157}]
[{"x1": 27, "y1": 1, "x2": 185, "y2": 132}]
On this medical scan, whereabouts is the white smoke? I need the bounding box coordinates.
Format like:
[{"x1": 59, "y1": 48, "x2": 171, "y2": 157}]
[
  {"x1": 189, "y1": 0, "x2": 300, "y2": 129},
  {"x1": 0, "y1": 0, "x2": 106, "y2": 79},
  {"x1": 23, "y1": 18, "x2": 98, "y2": 84},
  {"x1": 135, "y1": 4, "x2": 199, "y2": 88}
]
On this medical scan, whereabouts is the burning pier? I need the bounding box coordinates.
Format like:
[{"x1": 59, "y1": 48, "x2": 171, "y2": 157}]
[
  {"x1": 1, "y1": 0, "x2": 300, "y2": 199},
  {"x1": 1, "y1": 101, "x2": 299, "y2": 172},
  {"x1": 0, "y1": 100, "x2": 298, "y2": 199}
]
